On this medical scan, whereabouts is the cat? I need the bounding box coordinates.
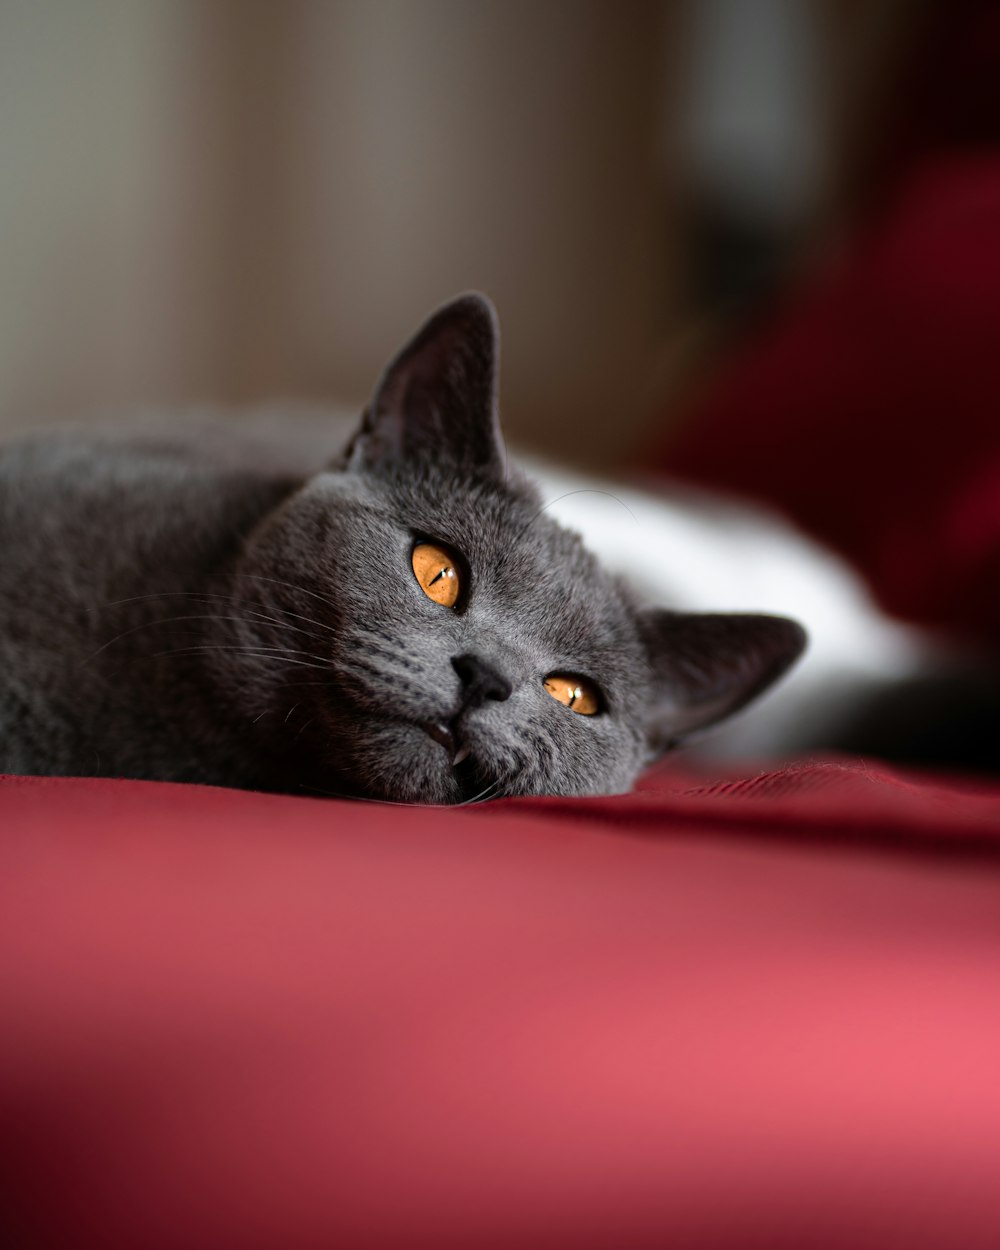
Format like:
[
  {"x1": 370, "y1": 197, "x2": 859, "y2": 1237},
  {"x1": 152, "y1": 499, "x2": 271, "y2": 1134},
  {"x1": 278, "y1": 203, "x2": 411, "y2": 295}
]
[{"x1": 0, "y1": 294, "x2": 806, "y2": 804}]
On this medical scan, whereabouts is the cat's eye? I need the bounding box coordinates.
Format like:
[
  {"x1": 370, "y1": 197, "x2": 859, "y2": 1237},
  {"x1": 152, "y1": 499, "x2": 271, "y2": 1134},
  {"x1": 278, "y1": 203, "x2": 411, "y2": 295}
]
[
  {"x1": 543, "y1": 674, "x2": 601, "y2": 716},
  {"x1": 412, "y1": 541, "x2": 462, "y2": 608}
]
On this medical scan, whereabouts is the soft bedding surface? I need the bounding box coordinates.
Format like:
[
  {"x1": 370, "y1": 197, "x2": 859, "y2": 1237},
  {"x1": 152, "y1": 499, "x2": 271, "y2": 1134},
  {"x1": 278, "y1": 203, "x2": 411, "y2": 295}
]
[{"x1": 3, "y1": 763, "x2": 1000, "y2": 1250}]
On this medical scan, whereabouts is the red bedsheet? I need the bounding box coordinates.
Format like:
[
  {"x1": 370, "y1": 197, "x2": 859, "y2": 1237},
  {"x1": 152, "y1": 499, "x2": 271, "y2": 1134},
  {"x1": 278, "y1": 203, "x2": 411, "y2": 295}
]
[{"x1": 3, "y1": 763, "x2": 1000, "y2": 1250}]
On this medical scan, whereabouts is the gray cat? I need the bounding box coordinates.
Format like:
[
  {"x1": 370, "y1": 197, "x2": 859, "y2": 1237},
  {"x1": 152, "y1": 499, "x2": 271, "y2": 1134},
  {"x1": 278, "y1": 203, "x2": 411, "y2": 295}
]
[{"x1": 0, "y1": 295, "x2": 804, "y2": 803}]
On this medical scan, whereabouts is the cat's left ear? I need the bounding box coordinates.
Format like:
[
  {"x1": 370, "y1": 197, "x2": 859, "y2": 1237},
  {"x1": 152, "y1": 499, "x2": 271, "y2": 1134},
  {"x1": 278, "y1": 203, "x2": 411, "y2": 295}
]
[
  {"x1": 344, "y1": 293, "x2": 505, "y2": 480},
  {"x1": 639, "y1": 609, "x2": 807, "y2": 756}
]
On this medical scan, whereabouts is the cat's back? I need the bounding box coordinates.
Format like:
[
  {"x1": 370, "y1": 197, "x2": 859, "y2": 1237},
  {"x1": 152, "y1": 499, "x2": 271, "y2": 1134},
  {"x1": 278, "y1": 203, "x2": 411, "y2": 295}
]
[
  {"x1": 0, "y1": 426, "x2": 310, "y2": 777},
  {"x1": 0, "y1": 429, "x2": 306, "y2": 683},
  {"x1": 0, "y1": 430, "x2": 301, "y2": 607}
]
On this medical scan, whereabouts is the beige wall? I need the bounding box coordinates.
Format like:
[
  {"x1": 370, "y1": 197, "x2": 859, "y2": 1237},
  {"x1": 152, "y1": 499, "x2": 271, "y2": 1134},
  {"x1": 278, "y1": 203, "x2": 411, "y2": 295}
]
[
  {"x1": 0, "y1": 0, "x2": 673, "y2": 466},
  {"x1": 0, "y1": 2, "x2": 229, "y2": 416}
]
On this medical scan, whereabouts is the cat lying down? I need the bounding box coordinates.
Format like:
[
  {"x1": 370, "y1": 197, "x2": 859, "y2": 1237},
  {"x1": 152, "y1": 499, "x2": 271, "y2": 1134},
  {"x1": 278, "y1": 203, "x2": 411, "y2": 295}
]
[{"x1": 1, "y1": 291, "x2": 899, "y2": 804}]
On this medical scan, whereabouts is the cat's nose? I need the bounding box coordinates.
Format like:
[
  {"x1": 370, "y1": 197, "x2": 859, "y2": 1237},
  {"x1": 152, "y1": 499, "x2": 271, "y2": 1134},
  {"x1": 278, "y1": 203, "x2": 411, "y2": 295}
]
[{"x1": 452, "y1": 653, "x2": 513, "y2": 708}]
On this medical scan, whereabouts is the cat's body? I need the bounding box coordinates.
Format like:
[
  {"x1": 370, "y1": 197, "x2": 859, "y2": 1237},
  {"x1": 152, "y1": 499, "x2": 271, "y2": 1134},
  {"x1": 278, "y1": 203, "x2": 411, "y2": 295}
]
[
  {"x1": 0, "y1": 434, "x2": 301, "y2": 788},
  {"x1": 0, "y1": 296, "x2": 812, "y2": 802}
]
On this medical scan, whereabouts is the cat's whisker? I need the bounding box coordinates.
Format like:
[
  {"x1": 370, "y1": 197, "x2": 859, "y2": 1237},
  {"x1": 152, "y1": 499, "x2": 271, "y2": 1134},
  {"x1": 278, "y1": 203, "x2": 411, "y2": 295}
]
[
  {"x1": 95, "y1": 589, "x2": 292, "y2": 619},
  {"x1": 458, "y1": 778, "x2": 504, "y2": 806},
  {"x1": 230, "y1": 600, "x2": 338, "y2": 641},
  {"x1": 235, "y1": 572, "x2": 341, "y2": 615},
  {"x1": 300, "y1": 782, "x2": 496, "y2": 810},
  {"x1": 84, "y1": 614, "x2": 212, "y2": 661},
  {"x1": 242, "y1": 610, "x2": 330, "y2": 641},
  {"x1": 193, "y1": 643, "x2": 333, "y2": 663},
  {"x1": 146, "y1": 645, "x2": 334, "y2": 671},
  {"x1": 297, "y1": 782, "x2": 424, "y2": 808},
  {"x1": 95, "y1": 590, "x2": 245, "y2": 610},
  {"x1": 290, "y1": 715, "x2": 317, "y2": 746},
  {"x1": 518, "y1": 487, "x2": 638, "y2": 540},
  {"x1": 94, "y1": 591, "x2": 338, "y2": 653},
  {"x1": 278, "y1": 679, "x2": 340, "y2": 688},
  {"x1": 95, "y1": 590, "x2": 333, "y2": 646},
  {"x1": 84, "y1": 612, "x2": 324, "y2": 663},
  {"x1": 225, "y1": 608, "x2": 327, "y2": 642}
]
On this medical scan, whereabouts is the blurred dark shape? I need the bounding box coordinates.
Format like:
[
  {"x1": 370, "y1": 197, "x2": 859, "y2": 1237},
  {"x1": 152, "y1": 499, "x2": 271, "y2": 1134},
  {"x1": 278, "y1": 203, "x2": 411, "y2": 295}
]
[
  {"x1": 821, "y1": 668, "x2": 1000, "y2": 777},
  {"x1": 685, "y1": 198, "x2": 798, "y2": 319},
  {"x1": 672, "y1": 0, "x2": 826, "y2": 322},
  {"x1": 884, "y1": 0, "x2": 1000, "y2": 166}
]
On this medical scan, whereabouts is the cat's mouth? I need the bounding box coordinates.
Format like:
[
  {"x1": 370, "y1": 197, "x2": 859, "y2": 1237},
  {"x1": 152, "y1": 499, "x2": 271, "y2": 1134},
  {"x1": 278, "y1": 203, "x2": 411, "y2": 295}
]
[{"x1": 422, "y1": 719, "x2": 472, "y2": 767}]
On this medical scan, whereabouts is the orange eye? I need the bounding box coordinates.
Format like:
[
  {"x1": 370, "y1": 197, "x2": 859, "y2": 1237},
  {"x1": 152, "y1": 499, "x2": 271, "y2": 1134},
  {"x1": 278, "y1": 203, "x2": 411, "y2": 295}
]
[
  {"x1": 543, "y1": 674, "x2": 600, "y2": 716},
  {"x1": 412, "y1": 542, "x2": 461, "y2": 608}
]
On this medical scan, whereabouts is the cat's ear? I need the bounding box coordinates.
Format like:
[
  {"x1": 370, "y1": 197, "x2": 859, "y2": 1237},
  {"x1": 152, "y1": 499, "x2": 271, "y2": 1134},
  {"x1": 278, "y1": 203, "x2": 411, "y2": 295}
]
[
  {"x1": 639, "y1": 610, "x2": 807, "y2": 755},
  {"x1": 344, "y1": 293, "x2": 505, "y2": 479}
]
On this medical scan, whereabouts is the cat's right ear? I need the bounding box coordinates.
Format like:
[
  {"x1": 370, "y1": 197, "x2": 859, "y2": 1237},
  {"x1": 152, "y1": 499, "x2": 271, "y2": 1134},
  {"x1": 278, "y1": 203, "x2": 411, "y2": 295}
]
[
  {"x1": 639, "y1": 609, "x2": 807, "y2": 756},
  {"x1": 343, "y1": 293, "x2": 506, "y2": 480}
]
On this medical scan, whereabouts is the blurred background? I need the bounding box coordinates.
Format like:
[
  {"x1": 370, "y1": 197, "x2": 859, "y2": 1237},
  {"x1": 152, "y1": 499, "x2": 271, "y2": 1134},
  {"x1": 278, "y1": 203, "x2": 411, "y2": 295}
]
[{"x1": 0, "y1": 0, "x2": 941, "y2": 466}]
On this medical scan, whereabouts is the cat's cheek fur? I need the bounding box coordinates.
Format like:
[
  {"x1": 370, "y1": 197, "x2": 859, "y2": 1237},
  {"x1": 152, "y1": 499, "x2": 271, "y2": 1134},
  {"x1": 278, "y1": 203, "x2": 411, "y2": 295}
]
[{"x1": 343, "y1": 721, "x2": 464, "y2": 806}]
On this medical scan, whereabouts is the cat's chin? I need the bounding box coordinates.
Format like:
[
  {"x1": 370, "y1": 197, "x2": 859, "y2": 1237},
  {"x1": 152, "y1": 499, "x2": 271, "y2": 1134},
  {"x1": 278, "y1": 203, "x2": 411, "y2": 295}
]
[{"x1": 344, "y1": 720, "x2": 495, "y2": 806}]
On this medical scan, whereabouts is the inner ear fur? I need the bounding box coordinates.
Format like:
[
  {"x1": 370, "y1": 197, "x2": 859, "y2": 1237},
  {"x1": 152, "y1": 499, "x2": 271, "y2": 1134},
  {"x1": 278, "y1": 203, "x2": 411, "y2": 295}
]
[
  {"x1": 344, "y1": 293, "x2": 506, "y2": 480},
  {"x1": 640, "y1": 609, "x2": 807, "y2": 753}
]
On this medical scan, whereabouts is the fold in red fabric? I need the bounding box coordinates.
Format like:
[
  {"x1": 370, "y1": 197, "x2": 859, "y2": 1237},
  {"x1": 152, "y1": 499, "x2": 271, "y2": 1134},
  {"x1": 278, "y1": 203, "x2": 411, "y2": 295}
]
[{"x1": 3, "y1": 766, "x2": 1000, "y2": 1250}]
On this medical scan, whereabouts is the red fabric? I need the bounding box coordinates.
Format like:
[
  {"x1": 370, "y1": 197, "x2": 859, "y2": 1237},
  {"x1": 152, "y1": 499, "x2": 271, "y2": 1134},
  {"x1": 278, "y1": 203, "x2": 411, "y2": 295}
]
[
  {"x1": 654, "y1": 153, "x2": 1000, "y2": 645},
  {"x1": 4, "y1": 767, "x2": 1000, "y2": 1250}
]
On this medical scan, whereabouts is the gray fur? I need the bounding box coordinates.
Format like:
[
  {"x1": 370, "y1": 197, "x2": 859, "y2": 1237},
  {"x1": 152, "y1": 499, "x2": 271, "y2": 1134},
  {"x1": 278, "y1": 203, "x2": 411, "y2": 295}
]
[{"x1": 0, "y1": 295, "x2": 805, "y2": 803}]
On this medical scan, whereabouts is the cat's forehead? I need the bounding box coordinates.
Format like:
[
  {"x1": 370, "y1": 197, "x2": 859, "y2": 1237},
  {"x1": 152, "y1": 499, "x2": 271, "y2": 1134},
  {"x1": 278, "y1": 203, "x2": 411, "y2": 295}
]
[
  {"x1": 387, "y1": 470, "x2": 607, "y2": 582},
  {"x1": 306, "y1": 465, "x2": 641, "y2": 658},
  {"x1": 383, "y1": 468, "x2": 641, "y2": 652}
]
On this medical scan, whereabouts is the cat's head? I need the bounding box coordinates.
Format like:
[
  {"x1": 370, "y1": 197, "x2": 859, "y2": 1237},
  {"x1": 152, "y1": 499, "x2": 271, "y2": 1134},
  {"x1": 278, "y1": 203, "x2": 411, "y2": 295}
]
[{"x1": 239, "y1": 294, "x2": 805, "y2": 803}]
